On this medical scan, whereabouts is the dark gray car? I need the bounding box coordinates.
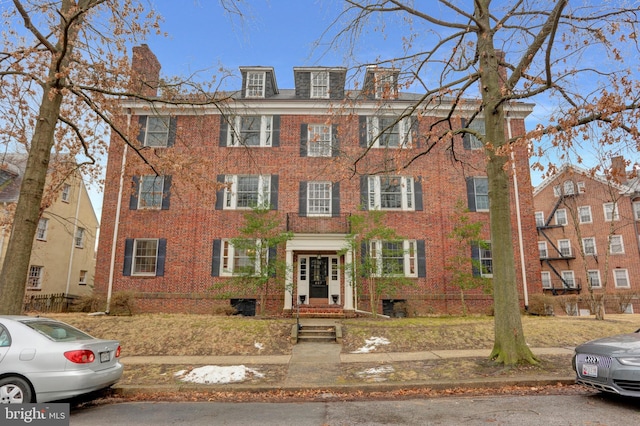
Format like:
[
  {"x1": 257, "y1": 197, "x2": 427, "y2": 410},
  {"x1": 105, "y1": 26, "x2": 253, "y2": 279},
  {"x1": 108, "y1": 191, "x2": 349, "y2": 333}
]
[{"x1": 573, "y1": 329, "x2": 640, "y2": 397}]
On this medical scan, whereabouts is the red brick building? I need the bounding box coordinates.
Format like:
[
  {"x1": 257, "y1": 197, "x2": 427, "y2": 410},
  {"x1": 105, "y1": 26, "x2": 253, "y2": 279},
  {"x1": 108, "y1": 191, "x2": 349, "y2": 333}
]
[
  {"x1": 94, "y1": 45, "x2": 541, "y2": 316},
  {"x1": 533, "y1": 160, "x2": 640, "y2": 313}
]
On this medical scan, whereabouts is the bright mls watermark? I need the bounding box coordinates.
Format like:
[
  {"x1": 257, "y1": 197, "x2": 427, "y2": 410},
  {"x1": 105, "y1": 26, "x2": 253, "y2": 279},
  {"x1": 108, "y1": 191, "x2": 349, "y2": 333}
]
[{"x1": 1, "y1": 404, "x2": 69, "y2": 425}]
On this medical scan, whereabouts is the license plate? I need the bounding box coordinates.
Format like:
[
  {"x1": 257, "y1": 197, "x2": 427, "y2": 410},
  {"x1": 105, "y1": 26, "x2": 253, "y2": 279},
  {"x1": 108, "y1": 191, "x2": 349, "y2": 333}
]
[
  {"x1": 582, "y1": 363, "x2": 598, "y2": 377},
  {"x1": 100, "y1": 351, "x2": 110, "y2": 363}
]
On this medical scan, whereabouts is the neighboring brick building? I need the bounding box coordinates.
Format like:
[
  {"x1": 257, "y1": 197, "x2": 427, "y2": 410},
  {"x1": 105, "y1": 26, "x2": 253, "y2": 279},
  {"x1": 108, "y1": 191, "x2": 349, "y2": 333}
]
[
  {"x1": 533, "y1": 160, "x2": 640, "y2": 312},
  {"x1": 94, "y1": 45, "x2": 541, "y2": 316}
]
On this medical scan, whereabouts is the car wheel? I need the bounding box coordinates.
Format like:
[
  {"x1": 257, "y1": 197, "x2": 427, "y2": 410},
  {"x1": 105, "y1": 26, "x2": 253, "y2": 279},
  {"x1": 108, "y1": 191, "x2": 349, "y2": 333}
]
[{"x1": 0, "y1": 377, "x2": 33, "y2": 403}]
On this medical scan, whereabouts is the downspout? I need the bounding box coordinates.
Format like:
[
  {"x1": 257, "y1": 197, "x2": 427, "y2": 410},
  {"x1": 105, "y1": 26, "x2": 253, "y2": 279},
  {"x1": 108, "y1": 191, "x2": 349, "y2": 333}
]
[
  {"x1": 64, "y1": 176, "x2": 82, "y2": 295},
  {"x1": 508, "y1": 116, "x2": 529, "y2": 310},
  {"x1": 106, "y1": 110, "x2": 131, "y2": 313}
]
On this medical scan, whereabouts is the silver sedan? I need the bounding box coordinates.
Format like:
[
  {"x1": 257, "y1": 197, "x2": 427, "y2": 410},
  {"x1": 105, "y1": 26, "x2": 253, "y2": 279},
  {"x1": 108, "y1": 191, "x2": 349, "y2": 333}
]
[
  {"x1": 573, "y1": 329, "x2": 640, "y2": 397},
  {"x1": 0, "y1": 315, "x2": 123, "y2": 403}
]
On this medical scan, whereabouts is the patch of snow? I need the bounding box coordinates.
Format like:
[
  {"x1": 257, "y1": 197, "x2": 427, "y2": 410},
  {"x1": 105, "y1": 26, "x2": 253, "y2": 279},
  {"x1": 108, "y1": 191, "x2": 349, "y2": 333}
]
[
  {"x1": 174, "y1": 365, "x2": 264, "y2": 384},
  {"x1": 351, "y1": 336, "x2": 390, "y2": 353},
  {"x1": 254, "y1": 342, "x2": 264, "y2": 351},
  {"x1": 356, "y1": 365, "x2": 395, "y2": 381}
]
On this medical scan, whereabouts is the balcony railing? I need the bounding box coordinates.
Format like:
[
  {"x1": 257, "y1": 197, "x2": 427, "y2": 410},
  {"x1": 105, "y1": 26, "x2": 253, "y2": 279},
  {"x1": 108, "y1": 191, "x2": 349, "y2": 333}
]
[
  {"x1": 286, "y1": 213, "x2": 351, "y2": 234},
  {"x1": 542, "y1": 278, "x2": 583, "y2": 295}
]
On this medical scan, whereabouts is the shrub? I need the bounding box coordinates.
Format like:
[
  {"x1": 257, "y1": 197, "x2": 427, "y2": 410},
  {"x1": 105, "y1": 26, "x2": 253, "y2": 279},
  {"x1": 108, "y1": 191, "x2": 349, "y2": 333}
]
[
  {"x1": 527, "y1": 294, "x2": 555, "y2": 316},
  {"x1": 70, "y1": 294, "x2": 105, "y2": 313},
  {"x1": 109, "y1": 291, "x2": 136, "y2": 316}
]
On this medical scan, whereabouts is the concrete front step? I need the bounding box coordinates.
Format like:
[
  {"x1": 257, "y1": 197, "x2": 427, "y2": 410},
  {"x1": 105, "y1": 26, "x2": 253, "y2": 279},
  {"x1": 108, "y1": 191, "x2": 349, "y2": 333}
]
[{"x1": 291, "y1": 323, "x2": 342, "y2": 344}]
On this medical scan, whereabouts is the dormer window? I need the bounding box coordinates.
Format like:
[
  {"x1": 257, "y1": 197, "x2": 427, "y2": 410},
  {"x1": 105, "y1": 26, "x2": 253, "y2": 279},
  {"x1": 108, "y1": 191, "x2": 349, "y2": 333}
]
[
  {"x1": 375, "y1": 73, "x2": 396, "y2": 99},
  {"x1": 246, "y1": 71, "x2": 265, "y2": 98},
  {"x1": 311, "y1": 71, "x2": 329, "y2": 99}
]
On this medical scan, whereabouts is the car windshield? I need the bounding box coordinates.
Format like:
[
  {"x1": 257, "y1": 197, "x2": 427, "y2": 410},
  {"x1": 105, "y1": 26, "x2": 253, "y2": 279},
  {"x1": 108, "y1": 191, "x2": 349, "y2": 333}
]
[{"x1": 21, "y1": 320, "x2": 94, "y2": 342}]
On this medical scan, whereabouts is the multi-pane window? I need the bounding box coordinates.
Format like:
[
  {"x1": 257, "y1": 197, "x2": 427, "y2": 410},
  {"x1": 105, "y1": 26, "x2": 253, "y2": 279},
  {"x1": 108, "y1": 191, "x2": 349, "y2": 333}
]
[
  {"x1": 538, "y1": 241, "x2": 548, "y2": 258},
  {"x1": 307, "y1": 124, "x2": 332, "y2": 157},
  {"x1": 555, "y1": 209, "x2": 567, "y2": 226},
  {"x1": 61, "y1": 183, "x2": 71, "y2": 202},
  {"x1": 224, "y1": 175, "x2": 271, "y2": 209},
  {"x1": 582, "y1": 237, "x2": 596, "y2": 255},
  {"x1": 467, "y1": 119, "x2": 485, "y2": 149},
  {"x1": 587, "y1": 270, "x2": 601, "y2": 288},
  {"x1": 558, "y1": 239, "x2": 572, "y2": 257},
  {"x1": 369, "y1": 240, "x2": 417, "y2": 277},
  {"x1": 577, "y1": 182, "x2": 586, "y2": 193},
  {"x1": 143, "y1": 116, "x2": 170, "y2": 147},
  {"x1": 74, "y1": 228, "x2": 85, "y2": 248},
  {"x1": 246, "y1": 71, "x2": 265, "y2": 98},
  {"x1": 368, "y1": 176, "x2": 414, "y2": 211},
  {"x1": 139, "y1": 175, "x2": 164, "y2": 208},
  {"x1": 228, "y1": 116, "x2": 273, "y2": 147},
  {"x1": 471, "y1": 177, "x2": 489, "y2": 211},
  {"x1": 220, "y1": 239, "x2": 264, "y2": 276},
  {"x1": 36, "y1": 218, "x2": 48, "y2": 241},
  {"x1": 27, "y1": 265, "x2": 43, "y2": 289},
  {"x1": 561, "y1": 270, "x2": 576, "y2": 288},
  {"x1": 633, "y1": 201, "x2": 640, "y2": 221},
  {"x1": 578, "y1": 206, "x2": 592, "y2": 223},
  {"x1": 79, "y1": 270, "x2": 87, "y2": 286},
  {"x1": 311, "y1": 71, "x2": 329, "y2": 98},
  {"x1": 614, "y1": 269, "x2": 630, "y2": 288},
  {"x1": 307, "y1": 181, "x2": 332, "y2": 216},
  {"x1": 603, "y1": 202, "x2": 619, "y2": 221},
  {"x1": 541, "y1": 271, "x2": 552, "y2": 289},
  {"x1": 534, "y1": 211, "x2": 545, "y2": 227},
  {"x1": 367, "y1": 116, "x2": 411, "y2": 148},
  {"x1": 553, "y1": 185, "x2": 561, "y2": 197},
  {"x1": 609, "y1": 235, "x2": 624, "y2": 254},
  {"x1": 132, "y1": 239, "x2": 158, "y2": 276},
  {"x1": 479, "y1": 242, "x2": 493, "y2": 277},
  {"x1": 375, "y1": 73, "x2": 395, "y2": 99},
  {"x1": 563, "y1": 180, "x2": 575, "y2": 195}
]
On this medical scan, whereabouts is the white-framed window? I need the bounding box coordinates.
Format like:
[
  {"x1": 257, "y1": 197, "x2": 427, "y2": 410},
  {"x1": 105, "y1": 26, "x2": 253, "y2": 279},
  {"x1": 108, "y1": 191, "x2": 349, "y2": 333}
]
[
  {"x1": 587, "y1": 270, "x2": 601, "y2": 288},
  {"x1": 307, "y1": 181, "x2": 332, "y2": 216},
  {"x1": 245, "y1": 71, "x2": 265, "y2": 98},
  {"x1": 369, "y1": 240, "x2": 418, "y2": 277},
  {"x1": 27, "y1": 265, "x2": 43, "y2": 289},
  {"x1": 224, "y1": 175, "x2": 271, "y2": 210},
  {"x1": 74, "y1": 228, "x2": 85, "y2": 248},
  {"x1": 555, "y1": 209, "x2": 567, "y2": 226},
  {"x1": 538, "y1": 241, "x2": 548, "y2": 258},
  {"x1": 578, "y1": 206, "x2": 592, "y2": 224},
  {"x1": 367, "y1": 116, "x2": 412, "y2": 148},
  {"x1": 534, "y1": 211, "x2": 545, "y2": 227},
  {"x1": 367, "y1": 176, "x2": 415, "y2": 211},
  {"x1": 36, "y1": 218, "x2": 48, "y2": 241},
  {"x1": 220, "y1": 239, "x2": 264, "y2": 276},
  {"x1": 563, "y1": 180, "x2": 575, "y2": 195},
  {"x1": 577, "y1": 182, "x2": 586, "y2": 193},
  {"x1": 142, "y1": 116, "x2": 170, "y2": 147},
  {"x1": 614, "y1": 269, "x2": 630, "y2": 288},
  {"x1": 132, "y1": 239, "x2": 159, "y2": 276},
  {"x1": 375, "y1": 72, "x2": 395, "y2": 99},
  {"x1": 470, "y1": 177, "x2": 489, "y2": 211},
  {"x1": 228, "y1": 116, "x2": 273, "y2": 147},
  {"x1": 478, "y1": 242, "x2": 493, "y2": 277},
  {"x1": 582, "y1": 237, "x2": 597, "y2": 256},
  {"x1": 609, "y1": 235, "x2": 624, "y2": 254},
  {"x1": 561, "y1": 270, "x2": 576, "y2": 288},
  {"x1": 558, "y1": 239, "x2": 572, "y2": 257},
  {"x1": 311, "y1": 71, "x2": 329, "y2": 99},
  {"x1": 633, "y1": 201, "x2": 640, "y2": 221},
  {"x1": 307, "y1": 124, "x2": 332, "y2": 157},
  {"x1": 553, "y1": 185, "x2": 561, "y2": 197},
  {"x1": 138, "y1": 175, "x2": 164, "y2": 209},
  {"x1": 79, "y1": 270, "x2": 87, "y2": 286},
  {"x1": 61, "y1": 183, "x2": 71, "y2": 202},
  {"x1": 467, "y1": 119, "x2": 485, "y2": 149},
  {"x1": 603, "y1": 202, "x2": 619, "y2": 221},
  {"x1": 541, "y1": 271, "x2": 552, "y2": 289}
]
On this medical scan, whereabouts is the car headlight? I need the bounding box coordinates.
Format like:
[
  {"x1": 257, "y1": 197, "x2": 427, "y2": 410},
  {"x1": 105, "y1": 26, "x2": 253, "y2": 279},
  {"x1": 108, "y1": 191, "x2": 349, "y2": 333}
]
[{"x1": 617, "y1": 357, "x2": 640, "y2": 366}]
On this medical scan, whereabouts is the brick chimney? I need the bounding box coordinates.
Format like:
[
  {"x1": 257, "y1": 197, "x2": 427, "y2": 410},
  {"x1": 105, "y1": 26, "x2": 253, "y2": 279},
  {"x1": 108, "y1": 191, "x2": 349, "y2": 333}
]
[
  {"x1": 610, "y1": 156, "x2": 627, "y2": 183},
  {"x1": 131, "y1": 44, "x2": 161, "y2": 97}
]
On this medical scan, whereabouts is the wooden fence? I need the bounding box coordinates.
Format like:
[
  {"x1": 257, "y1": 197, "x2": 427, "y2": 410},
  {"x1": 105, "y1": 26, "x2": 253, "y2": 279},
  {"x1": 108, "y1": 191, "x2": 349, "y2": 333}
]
[{"x1": 23, "y1": 293, "x2": 77, "y2": 313}]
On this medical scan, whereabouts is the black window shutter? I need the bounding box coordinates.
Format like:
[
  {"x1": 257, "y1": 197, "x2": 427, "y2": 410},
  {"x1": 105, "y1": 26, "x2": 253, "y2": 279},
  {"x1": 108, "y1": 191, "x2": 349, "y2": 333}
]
[
  {"x1": 360, "y1": 241, "x2": 369, "y2": 276},
  {"x1": 331, "y1": 182, "x2": 340, "y2": 216},
  {"x1": 414, "y1": 178, "x2": 423, "y2": 211},
  {"x1": 360, "y1": 175, "x2": 369, "y2": 210},
  {"x1": 268, "y1": 245, "x2": 277, "y2": 277},
  {"x1": 471, "y1": 243, "x2": 481, "y2": 277},
  {"x1": 211, "y1": 239, "x2": 221, "y2": 277},
  {"x1": 167, "y1": 117, "x2": 178, "y2": 147},
  {"x1": 161, "y1": 176, "x2": 172, "y2": 210},
  {"x1": 123, "y1": 239, "x2": 134, "y2": 276},
  {"x1": 331, "y1": 124, "x2": 339, "y2": 157},
  {"x1": 417, "y1": 240, "x2": 426, "y2": 278},
  {"x1": 272, "y1": 115, "x2": 280, "y2": 147},
  {"x1": 156, "y1": 238, "x2": 167, "y2": 276},
  {"x1": 129, "y1": 176, "x2": 140, "y2": 210},
  {"x1": 215, "y1": 175, "x2": 226, "y2": 210},
  {"x1": 219, "y1": 117, "x2": 228, "y2": 147},
  {"x1": 359, "y1": 116, "x2": 368, "y2": 147},
  {"x1": 137, "y1": 116, "x2": 147, "y2": 145},
  {"x1": 299, "y1": 181, "x2": 307, "y2": 216},
  {"x1": 270, "y1": 175, "x2": 279, "y2": 210},
  {"x1": 466, "y1": 177, "x2": 476, "y2": 212},
  {"x1": 461, "y1": 118, "x2": 471, "y2": 150},
  {"x1": 300, "y1": 124, "x2": 308, "y2": 157}
]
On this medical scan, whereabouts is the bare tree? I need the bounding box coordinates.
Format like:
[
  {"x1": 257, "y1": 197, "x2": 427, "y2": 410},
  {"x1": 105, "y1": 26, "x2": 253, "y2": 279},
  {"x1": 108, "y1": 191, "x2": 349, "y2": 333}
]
[{"x1": 324, "y1": 0, "x2": 640, "y2": 364}]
